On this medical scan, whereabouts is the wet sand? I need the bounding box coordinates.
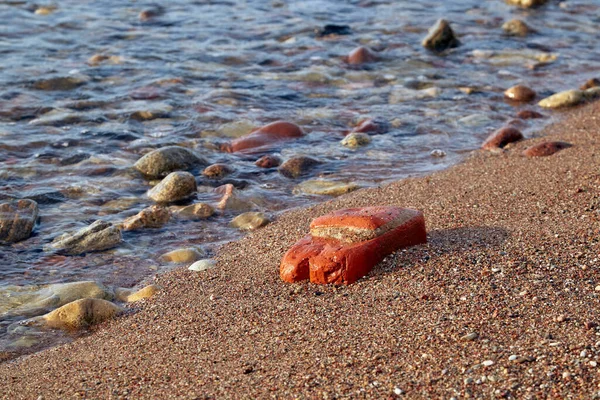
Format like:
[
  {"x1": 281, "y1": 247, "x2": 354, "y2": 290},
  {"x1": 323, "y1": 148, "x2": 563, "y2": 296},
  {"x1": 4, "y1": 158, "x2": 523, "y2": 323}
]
[{"x1": 2, "y1": 101, "x2": 600, "y2": 398}]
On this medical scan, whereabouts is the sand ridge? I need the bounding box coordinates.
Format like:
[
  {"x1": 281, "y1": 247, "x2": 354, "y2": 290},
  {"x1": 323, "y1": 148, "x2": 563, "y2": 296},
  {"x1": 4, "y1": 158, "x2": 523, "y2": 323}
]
[{"x1": 1, "y1": 102, "x2": 600, "y2": 398}]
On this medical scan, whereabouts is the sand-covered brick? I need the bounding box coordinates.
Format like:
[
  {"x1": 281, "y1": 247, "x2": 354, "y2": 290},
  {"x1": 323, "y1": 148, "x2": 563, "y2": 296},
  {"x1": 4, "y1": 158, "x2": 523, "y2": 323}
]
[{"x1": 281, "y1": 206, "x2": 426, "y2": 285}]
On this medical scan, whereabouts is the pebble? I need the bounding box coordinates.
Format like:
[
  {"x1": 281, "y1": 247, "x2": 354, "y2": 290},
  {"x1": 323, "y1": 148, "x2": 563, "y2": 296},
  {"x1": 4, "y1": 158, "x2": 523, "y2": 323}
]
[
  {"x1": 134, "y1": 146, "x2": 206, "y2": 179},
  {"x1": 121, "y1": 205, "x2": 170, "y2": 231},
  {"x1": 522, "y1": 141, "x2": 571, "y2": 157},
  {"x1": 255, "y1": 155, "x2": 281, "y2": 168},
  {"x1": 173, "y1": 203, "x2": 215, "y2": 219},
  {"x1": 538, "y1": 89, "x2": 584, "y2": 109},
  {"x1": 502, "y1": 19, "x2": 531, "y2": 36},
  {"x1": 504, "y1": 85, "x2": 536, "y2": 102},
  {"x1": 188, "y1": 259, "x2": 217, "y2": 272},
  {"x1": 581, "y1": 78, "x2": 600, "y2": 90},
  {"x1": 230, "y1": 212, "x2": 270, "y2": 231},
  {"x1": 33, "y1": 76, "x2": 86, "y2": 91},
  {"x1": 295, "y1": 180, "x2": 359, "y2": 197},
  {"x1": 315, "y1": 24, "x2": 351, "y2": 38},
  {"x1": 481, "y1": 126, "x2": 524, "y2": 151},
  {"x1": 506, "y1": 0, "x2": 548, "y2": 7},
  {"x1": 118, "y1": 285, "x2": 160, "y2": 303},
  {"x1": 352, "y1": 118, "x2": 390, "y2": 135},
  {"x1": 161, "y1": 248, "x2": 204, "y2": 263},
  {"x1": 347, "y1": 46, "x2": 377, "y2": 65},
  {"x1": 278, "y1": 156, "x2": 322, "y2": 179},
  {"x1": 482, "y1": 360, "x2": 495, "y2": 367},
  {"x1": 341, "y1": 132, "x2": 371, "y2": 148},
  {"x1": 517, "y1": 110, "x2": 544, "y2": 119},
  {"x1": 41, "y1": 298, "x2": 123, "y2": 330},
  {"x1": 46, "y1": 220, "x2": 122, "y2": 255},
  {"x1": 430, "y1": 149, "x2": 447, "y2": 158},
  {"x1": 461, "y1": 332, "x2": 479, "y2": 341},
  {"x1": 147, "y1": 171, "x2": 197, "y2": 203},
  {"x1": 225, "y1": 121, "x2": 304, "y2": 153},
  {"x1": 203, "y1": 163, "x2": 234, "y2": 179},
  {"x1": 509, "y1": 355, "x2": 518, "y2": 361},
  {"x1": 422, "y1": 19, "x2": 459, "y2": 52},
  {"x1": 0, "y1": 199, "x2": 39, "y2": 243}
]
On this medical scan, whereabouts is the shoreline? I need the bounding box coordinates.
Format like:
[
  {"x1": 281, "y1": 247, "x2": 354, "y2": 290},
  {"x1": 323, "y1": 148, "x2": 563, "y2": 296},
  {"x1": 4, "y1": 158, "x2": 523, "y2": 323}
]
[{"x1": 2, "y1": 100, "x2": 600, "y2": 398}]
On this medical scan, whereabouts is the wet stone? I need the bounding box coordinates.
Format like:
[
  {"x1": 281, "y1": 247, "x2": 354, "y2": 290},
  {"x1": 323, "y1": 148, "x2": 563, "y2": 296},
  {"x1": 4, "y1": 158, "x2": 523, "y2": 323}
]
[
  {"x1": 315, "y1": 24, "x2": 351, "y2": 38},
  {"x1": 0, "y1": 199, "x2": 39, "y2": 243},
  {"x1": 115, "y1": 285, "x2": 160, "y2": 302},
  {"x1": 502, "y1": 19, "x2": 531, "y2": 36},
  {"x1": 422, "y1": 19, "x2": 459, "y2": 52},
  {"x1": 523, "y1": 142, "x2": 571, "y2": 157},
  {"x1": 147, "y1": 171, "x2": 197, "y2": 203},
  {"x1": 517, "y1": 110, "x2": 544, "y2": 119},
  {"x1": 482, "y1": 127, "x2": 524, "y2": 151},
  {"x1": 255, "y1": 155, "x2": 281, "y2": 168},
  {"x1": 278, "y1": 156, "x2": 322, "y2": 179},
  {"x1": 347, "y1": 46, "x2": 377, "y2": 65},
  {"x1": 581, "y1": 78, "x2": 600, "y2": 90},
  {"x1": 280, "y1": 207, "x2": 427, "y2": 285},
  {"x1": 504, "y1": 85, "x2": 536, "y2": 102},
  {"x1": 341, "y1": 132, "x2": 371, "y2": 148},
  {"x1": 173, "y1": 203, "x2": 214, "y2": 219},
  {"x1": 33, "y1": 76, "x2": 86, "y2": 91},
  {"x1": 295, "y1": 180, "x2": 360, "y2": 197},
  {"x1": 161, "y1": 247, "x2": 204, "y2": 263},
  {"x1": 506, "y1": 0, "x2": 548, "y2": 7},
  {"x1": 225, "y1": 121, "x2": 304, "y2": 154},
  {"x1": 41, "y1": 298, "x2": 124, "y2": 331},
  {"x1": 352, "y1": 118, "x2": 390, "y2": 135},
  {"x1": 215, "y1": 184, "x2": 254, "y2": 211},
  {"x1": 46, "y1": 220, "x2": 122, "y2": 255},
  {"x1": 203, "y1": 163, "x2": 234, "y2": 179},
  {"x1": 538, "y1": 89, "x2": 584, "y2": 109},
  {"x1": 230, "y1": 212, "x2": 270, "y2": 231},
  {"x1": 121, "y1": 205, "x2": 170, "y2": 231},
  {"x1": 134, "y1": 146, "x2": 206, "y2": 179}
]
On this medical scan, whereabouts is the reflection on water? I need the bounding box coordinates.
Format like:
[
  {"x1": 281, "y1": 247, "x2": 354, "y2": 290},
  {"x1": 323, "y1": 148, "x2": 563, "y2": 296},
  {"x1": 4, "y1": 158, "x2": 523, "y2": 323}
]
[{"x1": 1, "y1": 0, "x2": 599, "y2": 354}]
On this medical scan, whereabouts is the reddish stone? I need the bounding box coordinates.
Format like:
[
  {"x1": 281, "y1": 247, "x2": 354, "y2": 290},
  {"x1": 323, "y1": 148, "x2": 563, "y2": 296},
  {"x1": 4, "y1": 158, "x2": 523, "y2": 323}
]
[
  {"x1": 581, "y1": 78, "x2": 600, "y2": 90},
  {"x1": 347, "y1": 46, "x2": 377, "y2": 65},
  {"x1": 522, "y1": 141, "x2": 571, "y2": 157},
  {"x1": 504, "y1": 85, "x2": 536, "y2": 102},
  {"x1": 226, "y1": 121, "x2": 304, "y2": 154},
  {"x1": 280, "y1": 207, "x2": 427, "y2": 285},
  {"x1": 203, "y1": 163, "x2": 234, "y2": 179},
  {"x1": 351, "y1": 118, "x2": 389, "y2": 135},
  {"x1": 255, "y1": 155, "x2": 281, "y2": 168},
  {"x1": 481, "y1": 126, "x2": 524, "y2": 151},
  {"x1": 517, "y1": 110, "x2": 544, "y2": 119}
]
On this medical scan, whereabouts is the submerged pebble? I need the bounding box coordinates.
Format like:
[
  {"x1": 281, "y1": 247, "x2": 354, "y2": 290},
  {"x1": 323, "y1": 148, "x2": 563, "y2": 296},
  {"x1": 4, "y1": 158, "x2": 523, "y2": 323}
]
[
  {"x1": 295, "y1": 180, "x2": 360, "y2": 197},
  {"x1": 230, "y1": 212, "x2": 270, "y2": 231},
  {"x1": 134, "y1": 146, "x2": 206, "y2": 179},
  {"x1": 147, "y1": 171, "x2": 197, "y2": 203},
  {"x1": 278, "y1": 156, "x2": 322, "y2": 179},
  {"x1": 46, "y1": 221, "x2": 122, "y2": 255},
  {"x1": 341, "y1": 132, "x2": 371, "y2": 148},
  {"x1": 121, "y1": 205, "x2": 170, "y2": 231},
  {"x1": 0, "y1": 199, "x2": 38, "y2": 243}
]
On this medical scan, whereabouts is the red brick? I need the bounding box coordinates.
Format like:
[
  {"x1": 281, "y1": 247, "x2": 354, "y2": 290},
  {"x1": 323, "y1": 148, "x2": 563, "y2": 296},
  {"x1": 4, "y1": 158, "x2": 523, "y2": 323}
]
[{"x1": 280, "y1": 207, "x2": 427, "y2": 285}]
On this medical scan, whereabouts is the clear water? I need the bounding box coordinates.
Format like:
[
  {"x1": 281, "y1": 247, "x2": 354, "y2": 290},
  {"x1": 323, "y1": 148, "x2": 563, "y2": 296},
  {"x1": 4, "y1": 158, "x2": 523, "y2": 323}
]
[{"x1": 1, "y1": 0, "x2": 599, "y2": 355}]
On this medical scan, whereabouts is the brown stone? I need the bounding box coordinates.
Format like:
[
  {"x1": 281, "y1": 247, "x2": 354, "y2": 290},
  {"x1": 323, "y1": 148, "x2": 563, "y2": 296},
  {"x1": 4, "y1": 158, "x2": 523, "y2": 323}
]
[
  {"x1": 504, "y1": 85, "x2": 536, "y2": 102},
  {"x1": 347, "y1": 46, "x2": 377, "y2": 65},
  {"x1": 481, "y1": 127, "x2": 524, "y2": 151},
  {"x1": 352, "y1": 118, "x2": 389, "y2": 135},
  {"x1": 203, "y1": 163, "x2": 234, "y2": 179},
  {"x1": 506, "y1": 0, "x2": 548, "y2": 7},
  {"x1": 255, "y1": 155, "x2": 281, "y2": 168},
  {"x1": 523, "y1": 142, "x2": 571, "y2": 157},
  {"x1": 278, "y1": 156, "x2": 321, "y2": 179},
  {"x1": 0, "y1": 199, "x2": 38, "y2": 243},
  {"x1": 581, "y1": 78, "x2": 600, "y2": 91},
  {"x1": 225, "y1": 121, "x2": 304, "y2": 154},
  {"x1": 122, "y1": 205, "x2": 170, "y2": 231},
  {"x1": 280, "y1": 207, "x2": 427, "y2": 285},
  {"x1": 422, "y1": 19, "x2": 459, "y2": 52},
  {"x1": 502, "y1": 19, "x2": 531, "y2": 36},
  {"x1": 517, "y1": 110, "x2": 544, "y2": 119}
]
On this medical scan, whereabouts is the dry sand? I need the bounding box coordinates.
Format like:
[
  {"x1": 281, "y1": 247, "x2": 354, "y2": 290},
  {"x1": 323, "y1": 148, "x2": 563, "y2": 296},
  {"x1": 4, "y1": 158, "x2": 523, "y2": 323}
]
[{"x1": 2, "y1": 102, "x2": 600, "y2": 399}]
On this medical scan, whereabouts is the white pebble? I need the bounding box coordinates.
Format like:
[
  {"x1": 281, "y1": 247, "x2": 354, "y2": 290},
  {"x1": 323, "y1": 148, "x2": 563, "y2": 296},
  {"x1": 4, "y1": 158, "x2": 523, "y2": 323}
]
[
  {"x1": 188, "y1": 259, "x2": 217, "y2": 272},
  {"x1": 482, "y1": 360, "x2": 494, "y2": 367},
  {"x1": 430, "y1": 149, "x2": 446, "y2": 157},
  {"x1": 509, "y1": 355, "x2": 518, "y2": 361},
  {"x1": 591, "y1": 361, "x2": 598, "y2": 367},
  {"x1": 393, "y1": 387, "x2": 403, "y2": 395}
]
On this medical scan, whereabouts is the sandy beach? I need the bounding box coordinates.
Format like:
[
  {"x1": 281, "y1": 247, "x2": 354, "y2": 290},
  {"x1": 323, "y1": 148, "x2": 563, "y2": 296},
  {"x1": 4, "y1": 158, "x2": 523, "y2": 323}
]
[{"x1": 2, "y1": 100, "x2": 600, "y2": 398}]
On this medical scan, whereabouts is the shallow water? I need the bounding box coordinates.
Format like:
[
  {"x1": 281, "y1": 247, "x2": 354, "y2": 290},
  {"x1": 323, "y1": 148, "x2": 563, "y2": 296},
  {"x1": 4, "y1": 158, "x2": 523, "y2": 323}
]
[{"x1": 1, "y1": 0, "x2": 599, "y2": 354}]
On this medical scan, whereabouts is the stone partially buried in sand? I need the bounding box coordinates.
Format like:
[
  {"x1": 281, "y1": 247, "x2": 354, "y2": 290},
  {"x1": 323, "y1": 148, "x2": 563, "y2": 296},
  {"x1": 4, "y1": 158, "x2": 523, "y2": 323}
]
[
  {"x1": 280, "y1": 207, "x2": 427, "y2": 285},
  {"x1": 481, "y1": 127, "x2": 523, "y2": 151},
  {"x1": 46, "y1": 220, "x2": 122, "y2": 255},
  {"x1": 538, "y1": 89, "x2": 584, "y2": 109},
  {"x1": 115, "y1": 285, "x2": 160, "y2": 303},
  {"x1": 134, "y1": 146, "x2": 205, "y2": 178},
  {"x1": 0, "y1": 199, "x2": 38, "y2": 243},
  {"x1": 161, "y1": 247, "x2": 204, "y2": 263},
  {"x1": 230, "y1": 212, "x2": 270, "y2": 231},
  {"x1": 523, "y1": 142, "x2": 571, "y2": 157},
  {"x1": 42, "y1": 298, "x2": 124, "y2": 331},
  {"x1": 225, "y1": 121, "x2": 304, "y2": 153},
  {"x1": 147, "y1": 171, "x2": 197, "y2": 203},
  {"x1": 295, "y1": 180, "x2": 360, "y2": 197}
]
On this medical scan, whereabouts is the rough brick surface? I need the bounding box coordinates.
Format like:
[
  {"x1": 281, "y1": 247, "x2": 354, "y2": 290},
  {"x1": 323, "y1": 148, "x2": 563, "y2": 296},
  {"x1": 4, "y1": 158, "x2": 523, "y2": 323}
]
[{"x1": 280, "y1": 207, "x2": 426, "y2": 285}]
